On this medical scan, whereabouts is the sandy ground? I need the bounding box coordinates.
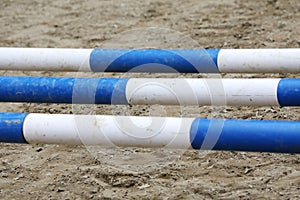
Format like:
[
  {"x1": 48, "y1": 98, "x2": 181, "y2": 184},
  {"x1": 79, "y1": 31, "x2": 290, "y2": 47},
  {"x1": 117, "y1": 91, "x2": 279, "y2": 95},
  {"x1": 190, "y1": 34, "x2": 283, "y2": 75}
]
[{"x1": 0, "y1": 0, "x2": 300, "y2": 199}]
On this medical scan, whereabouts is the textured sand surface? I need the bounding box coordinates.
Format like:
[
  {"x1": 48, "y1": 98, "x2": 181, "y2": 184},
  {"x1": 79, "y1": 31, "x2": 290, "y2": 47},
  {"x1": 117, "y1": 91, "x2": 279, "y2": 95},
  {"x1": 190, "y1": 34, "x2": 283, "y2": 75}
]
[{"x1": 0, "y1": 0, "x2": 300, "y2": 199}]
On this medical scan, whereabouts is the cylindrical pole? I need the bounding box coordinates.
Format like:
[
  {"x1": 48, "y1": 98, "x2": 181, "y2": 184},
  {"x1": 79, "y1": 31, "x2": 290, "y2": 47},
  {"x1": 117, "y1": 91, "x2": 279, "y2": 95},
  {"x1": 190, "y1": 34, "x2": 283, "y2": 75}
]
[
  {"x1": 1, "y1": 112, "x2": 300, "y2": 153},
  {"x1": 0, "y1": 48, "x2": 299, "y2": 73},
  {"x1": 0, "y1": 76, "x2": 300, "y2": 106}
]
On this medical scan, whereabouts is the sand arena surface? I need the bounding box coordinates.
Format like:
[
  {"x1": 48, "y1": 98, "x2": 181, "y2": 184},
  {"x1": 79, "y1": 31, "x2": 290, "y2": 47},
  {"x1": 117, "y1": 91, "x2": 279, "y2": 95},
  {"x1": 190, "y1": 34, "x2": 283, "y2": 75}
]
[{"x1": 0, "y1": 0, "x2": 300, "y2": 199}]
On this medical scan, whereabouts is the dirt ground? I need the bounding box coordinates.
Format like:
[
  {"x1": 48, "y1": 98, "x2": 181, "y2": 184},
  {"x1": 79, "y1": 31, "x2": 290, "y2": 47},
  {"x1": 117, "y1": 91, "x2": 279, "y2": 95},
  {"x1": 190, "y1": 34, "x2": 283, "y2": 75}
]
[{"x1": 0, "y1": 0, "x2": 300, "y2": 199}]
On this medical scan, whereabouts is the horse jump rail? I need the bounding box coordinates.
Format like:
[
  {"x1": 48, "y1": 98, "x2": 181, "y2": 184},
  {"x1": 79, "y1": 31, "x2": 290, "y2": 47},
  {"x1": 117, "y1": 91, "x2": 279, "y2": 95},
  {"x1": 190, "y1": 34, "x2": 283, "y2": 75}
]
[
  {"x1": 1, "y1": 112, "x2": 300, "y2": 153},
  {"x1": 0, "y1": 76, "x2": 299, "y2": 106},
  {"x1": 0, "y1": 48, "x2": 299, "y2": 73}
]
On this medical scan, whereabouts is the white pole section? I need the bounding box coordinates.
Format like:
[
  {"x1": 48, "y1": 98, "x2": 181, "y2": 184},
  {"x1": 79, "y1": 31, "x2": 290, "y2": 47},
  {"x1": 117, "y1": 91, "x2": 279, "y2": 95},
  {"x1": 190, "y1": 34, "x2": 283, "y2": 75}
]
[
  {"x1": 218, "y1": 49, "x2": 300, "y2": 73},
  {"x1": 23, "y1": 114, "x2": 194, "y2": 148},
  {"x1": 126, "y1": 78, "x2": 280, "y2": 106},
  {"x1": 0, "y1": 48, "x2": 93, "y2": 71}
]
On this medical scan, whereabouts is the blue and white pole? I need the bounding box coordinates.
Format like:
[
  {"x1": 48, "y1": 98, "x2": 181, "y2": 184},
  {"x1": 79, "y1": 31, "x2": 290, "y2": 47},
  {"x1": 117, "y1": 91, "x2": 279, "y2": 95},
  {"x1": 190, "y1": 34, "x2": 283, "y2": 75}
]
[
  {"x1": 0, "y1": 48, "x2": 299, "y2": 73},
  {"x1": 1, "y1": 112, "x2": 300, "y2": 153},
  {"x1": 0, "y1": 76, "x2": 299, "y2": 106}
]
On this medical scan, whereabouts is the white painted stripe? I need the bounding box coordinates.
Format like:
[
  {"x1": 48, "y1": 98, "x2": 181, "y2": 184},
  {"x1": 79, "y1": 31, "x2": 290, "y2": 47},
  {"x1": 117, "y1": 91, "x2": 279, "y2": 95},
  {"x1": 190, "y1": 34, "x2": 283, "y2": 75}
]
[
  {"x1": 218, "y1": 49, "x2": 300, "y2": 73},
  {"x1": 0, "y1": 48, "x2": 93, "y2": 71},
  {"x1": 126, "y1": 79, "x2": 211, "y2": 105},
  {"x1": 23, "y1": 113, "x2": 81, "y2": 144},
  {"x1": 222, "y1": 79, "x2": 280, "y2": 106},
  {"x1": 23, "y1": 114, "x2": 194, "y2": 148},
  {"x1": 126, "y1": 78, "x2": 280, "y2": 106}
]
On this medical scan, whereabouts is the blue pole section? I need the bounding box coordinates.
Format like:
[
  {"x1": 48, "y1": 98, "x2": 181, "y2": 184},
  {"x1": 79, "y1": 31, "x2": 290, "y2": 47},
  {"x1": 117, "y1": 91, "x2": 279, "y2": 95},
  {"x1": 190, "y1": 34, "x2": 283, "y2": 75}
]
[
  {"x1": 190, "y1": 118, "x2": 300, "y2": 153},
  {"x1": 0, "y1": 112, "x2": 27, "y2": 143},
  {"x1": 0, "y1": 76, "x2": 128, "y2": 104},
  {"x1": 277, "y1": 79, "x2": 300, "y2": 106},
  {"x1": 89, "y1": 49, "x2": 220, "y2": 73}
]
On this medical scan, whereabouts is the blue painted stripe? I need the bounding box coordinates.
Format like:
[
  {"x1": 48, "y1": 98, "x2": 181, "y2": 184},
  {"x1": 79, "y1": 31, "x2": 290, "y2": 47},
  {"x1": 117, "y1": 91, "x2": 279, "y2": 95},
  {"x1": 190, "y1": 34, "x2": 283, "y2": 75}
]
[
  {"x1": 0, "y1": 76, "x2": 128, "y2": 104},
  {"x1": 0, "y1": 112, "x2": 27, "y2": 143},
  {"x1": 90, "y1": 49, "x2": 220, "y2": 73},
  {"x1": 277, "y1": 79, "x2": 300, "y2": 106},
  {"x1": 190, "y1": 118, "x2": 300, "y2": 153}
]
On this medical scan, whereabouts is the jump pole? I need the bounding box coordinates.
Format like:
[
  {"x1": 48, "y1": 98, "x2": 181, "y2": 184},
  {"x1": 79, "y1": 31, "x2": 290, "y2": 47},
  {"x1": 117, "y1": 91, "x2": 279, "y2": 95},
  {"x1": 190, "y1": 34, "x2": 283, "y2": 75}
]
[
  {"x1": 0, "y1": 48, "x2": 299, "y2": 73},
  {"x1": 1, "y1": 112, "x2": 300, "y2": 153},
  {"x1": 0, "y1": 76, "x2": 299, "y2": 106}
]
